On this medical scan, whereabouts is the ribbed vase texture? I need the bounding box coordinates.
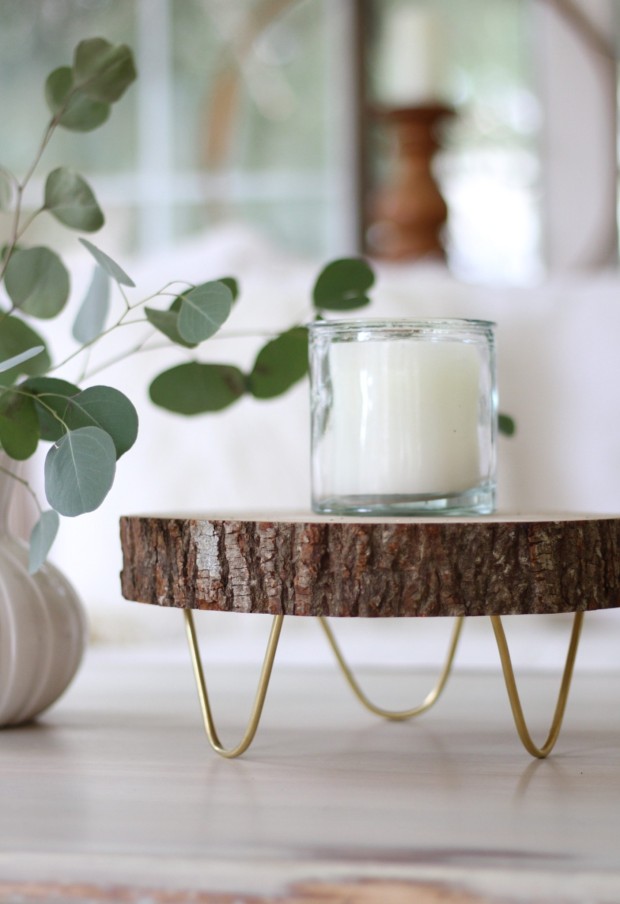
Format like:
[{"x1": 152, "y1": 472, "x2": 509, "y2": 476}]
[{"x1": 0, "y1": 466, "x2": 87, "y2": 726}]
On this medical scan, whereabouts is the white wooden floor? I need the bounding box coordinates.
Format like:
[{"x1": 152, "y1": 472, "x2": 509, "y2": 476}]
[{"x1": 0, "y1": 642, "x2": 618, "y2": 904}]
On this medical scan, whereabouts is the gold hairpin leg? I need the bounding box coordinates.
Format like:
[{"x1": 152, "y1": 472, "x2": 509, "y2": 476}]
[
  {"x1": 318, "y1": 616, "x2": 464, "y2": 721},
  {"x1": 183, "y1": 609, "x2": 284, "y2": 758},
  {"x1": 490, "y1": 611, "x2": 584, "y2": 759}
]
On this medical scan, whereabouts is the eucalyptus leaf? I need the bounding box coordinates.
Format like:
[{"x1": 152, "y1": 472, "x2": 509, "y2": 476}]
[
  {"x1": 29, "y1": 510, "x2": 60, "y2": 574},
  {"x1": 248, "y1": 327, "x2": 308, "y2": 399},
  {"x1": 177, "y1": 281, "x2": 233, "y2": 344},
  {"x1": 0, "y1": 170, "x2": 12, "y2": 210},
  {"x1": 72, "y1": 266, "x2": 110, "y2": 343},
  {"x1": 144, "y1": 307, "x2": 196, "y2": 349},
  {"x1": 0, "y1": 392, "x2": 40, "y2": 460},
  {"x1": 73, "y1": 38, "x2": 137, "y2": 104},
  {"x1": 0, "y1": 346, "x2": 45, "y2": 375},
  {"x1": 62, "y1": 385, "x2": 138, "y2": 458},
  {"x1": 169, "y1": 275, "x2": 238, "y2": 311},
  {"x1": 149, "y1": 362, "x2": 246, "y2": 414},
  {"x1": 0, "y1": 317, "x2": 50, "y2": 386},
  {"x1": 44, "y1": 425, "x2": 116, "y2": 516},
  {"x1": 45, "y1": 66, "x2": 110, "y2": 132},
  {"x1": 498, "y1": 413, "x2": 516, "y2": 437},
  {"x1": 79, "y1": 238, "x2": 135, "y2": 287},
  {"x1": 218, "y1": 277, "x2": 239, "y2": 303},
  {"x1": 4, "y1": 246, "x2": 70, "y2": 318},
  {"x1": 21, "y1": 376, "x2": 81, "y2": 442},
  {"x1": 312, "y1": 258, "x2": 374, "y2": 311},
  {"x1": 44, "y1": 167, "x2": 104, "y2": 232}
]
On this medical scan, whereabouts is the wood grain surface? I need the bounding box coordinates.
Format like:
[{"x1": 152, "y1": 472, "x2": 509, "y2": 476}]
[
  {"x1": 2, "y1": 654, "x2": 619, "y2": 901},
  {"x1": 0, "y1": 879, "x2": 493, "y2": 903},
  {"x1": 119, "y1": 514, "x2": 620, "y2": 617}
]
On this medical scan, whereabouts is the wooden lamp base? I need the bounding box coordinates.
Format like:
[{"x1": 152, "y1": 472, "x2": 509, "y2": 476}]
[{"x1": 366, "y1": 104, "x2": 454, "y2": 261}]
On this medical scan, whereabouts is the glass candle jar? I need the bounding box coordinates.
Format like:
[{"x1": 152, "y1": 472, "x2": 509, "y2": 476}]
[{"x1": 308, "y1": 319, "x2": 497, "y2": 515}]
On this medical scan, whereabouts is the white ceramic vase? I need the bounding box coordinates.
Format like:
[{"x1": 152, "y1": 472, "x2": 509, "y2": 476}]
[{"x1": 0, "y1": 461, "x2": 87, "y2": 726}]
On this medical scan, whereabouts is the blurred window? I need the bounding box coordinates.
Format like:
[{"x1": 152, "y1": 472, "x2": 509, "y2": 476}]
[
  {"x1": 366, "y1": 0, "x2": 542, "y2": 283},
  {"x1": 0, "y1": 0, "x2": 351, "y2": 259},
  {"x1": 0, "y1": 0, "x2": 562, "y2": 283}
]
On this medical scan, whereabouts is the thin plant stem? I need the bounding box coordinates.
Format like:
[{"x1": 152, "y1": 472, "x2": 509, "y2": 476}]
[
  {"x1": 15, "y1": 207, "x2": 45, "y2": 242},
  {"x1": 83, "y1": 334, "x2": 157, "y2": 379},
  {"x1": 0, "y1": 118, "x2": 57, "y2": 278},
  {"x1": 76, "y1": 345, "x2": 92, "y2": 384},
  {"x1": 18, "y1": 116, "x2": 59, "y2": 193},
  {"x1": 0, "y1": 385, "x2": 72, "y2": 433},
  {"x1": 49, "y1": 309, "x2": 139, "y2": 374}
]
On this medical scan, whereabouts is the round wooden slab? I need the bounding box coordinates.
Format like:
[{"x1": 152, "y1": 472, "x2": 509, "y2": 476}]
[{"x1": 119, "y1": 513, "x2": 620, "y2": 618}]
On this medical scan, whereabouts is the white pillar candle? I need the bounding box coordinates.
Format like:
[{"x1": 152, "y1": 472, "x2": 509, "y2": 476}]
[
  {"x1": 323, "y1": 339, "x2": 482, "y2": 498},
  {"x1": 375, "y1": 6, "x2": 445, "y2": 106}
]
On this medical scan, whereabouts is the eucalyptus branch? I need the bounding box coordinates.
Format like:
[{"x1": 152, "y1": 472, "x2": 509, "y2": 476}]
[
  {"x1": 0, "y1": 185, "x2": 23, "y2": 286},
  {"x1": 70, "y1": 280, "x2": 210, "y2": 378},
  {"x1": 49, "y1": 312, "x2": 140, "y2": 374},
  {"x1": 50, "y1": 278, "x2": 195, "y2": 377},
  {"x1": 15, "y1": 207, "x2": 45, "y2": 243},
  {"x1": 18, "y1": 116, "x2": 59, "y2": 193},
  {"x1": 83, "y1": 333, "x2": 161, "y2": 379},
  {"x1": 82, "y1": 326, "x2": 290, "y2": 381},
  {"x1": 0, "y1": 119, "x2": 57, "y2": 274},
  {"x1": 2, "y1": 385, "x2": 73, "y2": 431},
  {"x1": 118, "y1": 282, "x2": 132, "y2": 313},
  {"x1": 0, "y1": 114, "x2": 61, "y2": 292},
  {"x1": 0, "y1": 38, "x2": 382, "y2": 574},
  {"x1": 76, "y1": 345, "x2": 92, "y2": 384}
]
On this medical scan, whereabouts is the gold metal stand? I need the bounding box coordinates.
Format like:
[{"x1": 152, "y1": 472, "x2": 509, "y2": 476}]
[
  {"x1": 183, "y1": 608, "x2": 283, "y2": 759},
  {"x1": 183, "y1": 608, "x2": 584, "y2": 760},
  {"x1": 318, "y1": 616, "x2": 463, "y2": 720},
  {"x1": 490, "y1": 612, "x2": 584, "y2": 759}
]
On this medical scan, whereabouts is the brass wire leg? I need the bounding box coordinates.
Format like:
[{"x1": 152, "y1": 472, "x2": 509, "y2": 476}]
[
  {"x1": 183, "y1": 609, "x2": 284, "y2": 758},
  {"x1": 318, "y1": 615, "x2": 464, "y2": 721},
  {"x1": 490, "y1": 611, "x2": 584, "y2": 759}
]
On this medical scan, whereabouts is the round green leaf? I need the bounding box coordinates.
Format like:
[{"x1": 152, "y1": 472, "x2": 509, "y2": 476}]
[
  {"x1": 45, "y1": 66, "x2": 110, "y2": 132},
  {"x1": 169, "y1": 276, "x2": 238, "y2": 313},
  {"x1": 177, "y1": 281, "x2": 233, "y2": 344},
  {"x1": 149, "y1": 362, "x2": 246, "y2": 415},
  {"x1": 44, "y1": 426, "x2": 116, "y2": 516},
  {"x1": 73, "y1": 39, "x2": 137, "y2": 103},
  {"x1": 29, "y1": 510, "x2": 60, "y2": 574},
  {"x1": 44, "y1": 167, "x2": 104, "y2": 232},
  {"x1": 72, "y1": 266, "x2": 110, "y2": 344},
  {"x1": 312, "y1": 258, "x2": 375, "y2": 311},
  {"x1": 4, "y1": 246, "x2": 70, "y2": 318},
  {"x1": 218, "y1": 277, "x2": 239, "y2": 303},
  {"x1": 0, "y1": 391, "x2": 40, "y2": 460},
  {"x1": 0, "y1": 317, "x2": 50, "y2": 386},
  {"x1": 79, "y1": 238, "x2": 135, "y2": 287},
  {"x1": 248, "y1": 327, "x2": 309, "y2": 399},
  {"x1": 63, "y1": 385, "x2": 138, "y2": 459},
  {"x1": 144, "y1": 307, "x2": 196, "y2": 349},
  {"x1": 21, "y1": 377, "x2": 81, "y2": 441},
  {"x1": 499, "y1": 413, "x2": 516, "y2": 437}
]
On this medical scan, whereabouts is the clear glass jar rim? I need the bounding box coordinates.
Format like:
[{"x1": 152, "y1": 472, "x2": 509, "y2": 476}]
[{"x1": 307, "y1": 317, "x2": 495, "y2": 333}]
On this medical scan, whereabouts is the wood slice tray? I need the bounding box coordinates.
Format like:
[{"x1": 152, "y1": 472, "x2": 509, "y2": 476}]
[{"x1": 120, "y1": 513, "x2": 620, "y2": 618}]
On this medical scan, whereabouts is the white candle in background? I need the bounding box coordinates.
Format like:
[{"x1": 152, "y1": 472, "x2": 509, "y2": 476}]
[
  {"x1": 323, "y1": 339, "x2": 482, "y2": 498},
  {"x1": 375, "y1": 6, "x2": 445, "y2": 106}
]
